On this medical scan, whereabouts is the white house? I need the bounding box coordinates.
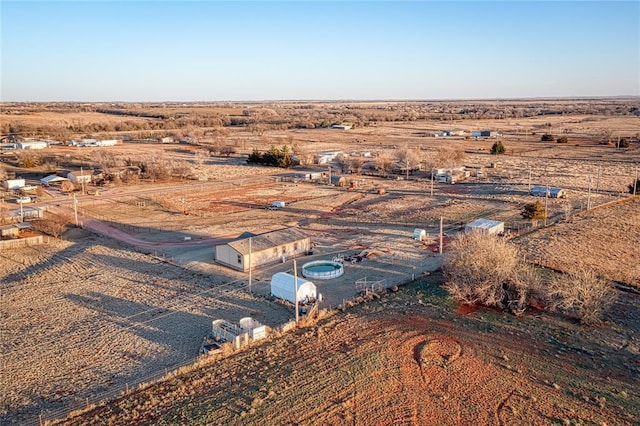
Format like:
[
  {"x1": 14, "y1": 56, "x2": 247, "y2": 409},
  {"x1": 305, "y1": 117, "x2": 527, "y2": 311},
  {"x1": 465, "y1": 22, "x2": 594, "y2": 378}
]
[
  {"x1": 67, "y1": 171, "x2": 93, "y2": 185},
  {"x1": 17, "y1": 141, "x2": 48, "y2": 150},
  {"x1": 215, "y1": 228, "x2": 311, "y2": 272},
  {"x1": 315, "y1": 150, "x2": 342, "y2": 165}
]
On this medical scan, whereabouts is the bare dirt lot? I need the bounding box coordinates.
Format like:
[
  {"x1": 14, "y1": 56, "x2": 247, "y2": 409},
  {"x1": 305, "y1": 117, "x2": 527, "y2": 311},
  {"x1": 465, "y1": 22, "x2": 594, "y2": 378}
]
[{"x1": 1, "y1": 105, "x2": 639, "y2": 424}]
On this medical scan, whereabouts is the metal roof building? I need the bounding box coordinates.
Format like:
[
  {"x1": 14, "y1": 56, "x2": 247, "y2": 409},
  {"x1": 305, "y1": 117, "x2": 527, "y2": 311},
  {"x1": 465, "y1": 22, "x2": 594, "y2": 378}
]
[
  {"x1": 464, "y1": 218, "x2": 504, "y2": 235},
  {"x1": 215, "y1": 228, "x2": 311, "y2": 272}
]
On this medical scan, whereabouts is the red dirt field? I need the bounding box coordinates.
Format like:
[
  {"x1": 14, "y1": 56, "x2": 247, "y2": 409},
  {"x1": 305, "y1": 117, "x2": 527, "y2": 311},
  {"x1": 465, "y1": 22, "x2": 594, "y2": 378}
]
[{"x1": 59, "y1": 277, "x2": 640, "y2": 426}]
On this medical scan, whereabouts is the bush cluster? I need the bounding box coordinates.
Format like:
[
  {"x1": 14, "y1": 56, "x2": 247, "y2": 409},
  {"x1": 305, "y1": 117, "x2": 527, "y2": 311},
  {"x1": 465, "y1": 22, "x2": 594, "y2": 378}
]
[
  {"x1": 443, "y1": 233, "x2": 616, "y2": 324},
  {"x1": 247, "y1": 145, "x2": 294, "y2": 168}
]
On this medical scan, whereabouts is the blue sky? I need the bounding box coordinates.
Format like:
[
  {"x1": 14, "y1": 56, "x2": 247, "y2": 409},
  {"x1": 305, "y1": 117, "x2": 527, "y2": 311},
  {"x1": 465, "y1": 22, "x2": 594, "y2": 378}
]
[{"x1": 1, "y1": 1, "x2": 638, "y2": 101}]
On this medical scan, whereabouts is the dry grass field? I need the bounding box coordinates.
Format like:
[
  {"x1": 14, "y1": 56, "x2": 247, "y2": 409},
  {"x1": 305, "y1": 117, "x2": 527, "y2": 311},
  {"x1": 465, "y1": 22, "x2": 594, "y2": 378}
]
[{"x1": 1, "y1": 102, "x2": 639, "y2": 424}]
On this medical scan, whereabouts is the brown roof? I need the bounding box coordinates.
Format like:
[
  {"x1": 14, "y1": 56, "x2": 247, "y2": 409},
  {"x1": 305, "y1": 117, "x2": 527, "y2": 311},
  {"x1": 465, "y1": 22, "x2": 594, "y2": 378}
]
[{"x1": 226, "y1": 228, "x2": 309, "y2": 255}]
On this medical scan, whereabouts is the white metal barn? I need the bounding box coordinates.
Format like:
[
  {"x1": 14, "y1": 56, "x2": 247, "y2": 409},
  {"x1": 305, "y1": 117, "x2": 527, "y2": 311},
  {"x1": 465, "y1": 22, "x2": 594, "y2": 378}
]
[
  {"x1": 530, "y1": 186, "x2": 566, "y2": 199},
  {"x1": 464, "y1": 218, "x2": 504, "y2": 235},
  {"x1": 270, "y1": 272, "x2": 317, "y2": 304}
]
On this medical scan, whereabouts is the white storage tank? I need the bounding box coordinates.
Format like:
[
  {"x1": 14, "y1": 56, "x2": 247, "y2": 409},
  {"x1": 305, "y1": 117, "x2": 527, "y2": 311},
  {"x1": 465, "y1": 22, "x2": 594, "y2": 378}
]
[{"x1": 270, "y1": 272, "x2": 316, "y2": 304}]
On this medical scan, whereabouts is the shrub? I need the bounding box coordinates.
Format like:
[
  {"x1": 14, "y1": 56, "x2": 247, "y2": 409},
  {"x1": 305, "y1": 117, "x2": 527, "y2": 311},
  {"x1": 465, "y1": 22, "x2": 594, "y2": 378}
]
[
  {"x1": 541, "y1": 134, "x2": 554, "y2": 142},
  {"x1": 246, "y1": 145, "x2": 293, "y2": 168},
  {"x1": 443, "y1": 232, "x2": 539, "y2": 314},
  {"x1": 490, "y1": 141, "x2": 505, "y2": 155},
  {"x1": 547, "y1": 268, "x2": 616, "y2": 324},
  {"x1": 556, "y1": 136, "x2": 568, "y2": 144},
  {"x1": 628, "y1": 178, "x2": 640, "y2": 195},
  {"x1": 521, "y1": 201, "x2": 547, "y2": 224}
]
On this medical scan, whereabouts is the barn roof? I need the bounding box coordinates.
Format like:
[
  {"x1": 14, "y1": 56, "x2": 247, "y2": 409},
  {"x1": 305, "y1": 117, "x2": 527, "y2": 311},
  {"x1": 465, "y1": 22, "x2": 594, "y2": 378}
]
[
  {"x1": 40, "y1": 175, "x2": 68, "y2": 184},
  {"x1": 465, "y1": 218, "x2": 504, "y2": 230},
  {"x1": 227, "y1": 228, "x2": 309, "y2": 255}
]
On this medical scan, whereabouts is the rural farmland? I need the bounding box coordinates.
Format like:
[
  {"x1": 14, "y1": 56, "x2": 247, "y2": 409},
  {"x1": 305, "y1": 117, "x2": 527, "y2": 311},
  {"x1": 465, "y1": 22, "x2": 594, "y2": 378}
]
[{"x1": 1, "y1": 100, "x2": 639, "y2": 425}]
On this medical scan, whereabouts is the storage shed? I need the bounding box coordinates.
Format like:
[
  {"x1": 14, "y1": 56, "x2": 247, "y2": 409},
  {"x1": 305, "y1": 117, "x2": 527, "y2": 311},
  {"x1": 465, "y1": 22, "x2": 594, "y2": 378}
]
[
  {"x1": 331, "y1": 175, "x2": 347, "y2": 186},
  {"x1": 465, "y1": 218, "x2": 504, "y2": 235},
  {"x1": 40, "y1": 175, "x2": 68, "y2": 186},
  {"x1": 413, "y1": 228, "x2": 427, "y2": 241},
  {"x1": 239, "y1": 317, "x2": 267, "y2": 340},
  {"x1": 270, "y1": 272, "x2": 317, "y2": 304},
  {"x1": 530, "y1": 186, "x2": 566, "y2": 199}
]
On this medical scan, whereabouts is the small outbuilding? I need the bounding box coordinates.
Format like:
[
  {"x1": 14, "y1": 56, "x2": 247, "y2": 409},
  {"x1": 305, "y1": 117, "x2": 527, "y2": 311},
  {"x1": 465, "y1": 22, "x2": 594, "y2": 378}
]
[
  {"x1": 331, "y1": 175, "x2": 347, "y2": 186},
  {"x1": 465, "y1": 218, "x2": 504, "y2": 235},
  {"x1": 530, "y1": 186, "x2": 566, "y2": 199},
  {"x1": 67, "y1": 171, "x2": 93, "y2": 185},
  {"x1": 413, "y1": 228, "x2": 427, "y2": 241},
  {"x1": 40, "y1": 175, "x2": 68, "y2": 186},
  {"x1": 270, "y1": 272, "x2": 317, "y2": 304}
]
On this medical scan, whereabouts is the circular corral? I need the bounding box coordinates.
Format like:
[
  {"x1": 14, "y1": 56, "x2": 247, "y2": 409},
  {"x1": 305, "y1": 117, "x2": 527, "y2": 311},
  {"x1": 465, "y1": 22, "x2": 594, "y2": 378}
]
[{"x1": 302, "y1": 260, "x2": 344, "y2": 280}]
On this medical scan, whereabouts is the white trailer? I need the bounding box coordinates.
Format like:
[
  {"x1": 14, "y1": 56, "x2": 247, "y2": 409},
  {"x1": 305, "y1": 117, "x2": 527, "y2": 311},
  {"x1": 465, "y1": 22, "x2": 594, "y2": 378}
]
[{"x1": 3, "y1": 179, "x2": 26, "y2": 190}]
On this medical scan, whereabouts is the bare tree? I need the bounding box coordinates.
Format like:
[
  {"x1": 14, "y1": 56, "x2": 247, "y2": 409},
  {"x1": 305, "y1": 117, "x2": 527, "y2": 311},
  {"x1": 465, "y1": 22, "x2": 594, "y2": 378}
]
[
  {"x1": 60, "y1": 180, "x2": 75, "y2": 194},
  {"x1": 31, "y1": 213, "x2": 71, "y2": 238},
  {"x1": 348, "y1": 156, "x2": 364, "y2": 174},
  {"x1": 393, "y1": 144, "x2": 421, "y2": 177},
  {"x1": 443, "y1": 232, "x2": 540, "y2": 315},
  {"x1": 375, "y1": 152, "x2": 394, "y2": 177},
  {"x1": 547, "y1": 268, "x2": 616, "y2": 325}
]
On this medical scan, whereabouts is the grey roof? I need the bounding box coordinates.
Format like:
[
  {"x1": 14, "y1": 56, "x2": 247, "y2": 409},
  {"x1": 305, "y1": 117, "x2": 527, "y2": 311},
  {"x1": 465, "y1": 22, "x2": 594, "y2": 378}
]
[
  {"x1": 40, "y1": 175, "x2": 68, "y2": 184},
  {"x1": 226, "y1": 228, "x2": 309, "y2": 255}
]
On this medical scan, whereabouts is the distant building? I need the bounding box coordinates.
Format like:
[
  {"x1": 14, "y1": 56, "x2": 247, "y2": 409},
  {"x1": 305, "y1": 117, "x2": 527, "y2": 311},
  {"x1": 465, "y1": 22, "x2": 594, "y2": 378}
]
[
  {"x1": 330, "y1": 124, "x2": 352, "y2": 130},
  {"x1": 530, "y1": 186, "x2": 567, "y2": 198},
  {"x1": 472, "y1": 131, "x2": 501, "y2": 139},
  {"x1": 3, "y1": 179, "x2": 26, "y2": 190},
  {"x1": 17, "y1": 141, "x2": 48, "y2": 150},
  {"x1": 67, "y1": 170, "x2": 93, "y2": 185},
  {"x1": 315, "y1": 150, "x2": 342, "y2": 164}
]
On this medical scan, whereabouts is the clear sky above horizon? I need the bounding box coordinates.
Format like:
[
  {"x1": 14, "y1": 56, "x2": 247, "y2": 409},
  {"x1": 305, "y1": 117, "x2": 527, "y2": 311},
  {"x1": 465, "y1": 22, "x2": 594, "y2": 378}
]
[{"x1": 1, "y1": 1, "x2": 638, "y2": 102}]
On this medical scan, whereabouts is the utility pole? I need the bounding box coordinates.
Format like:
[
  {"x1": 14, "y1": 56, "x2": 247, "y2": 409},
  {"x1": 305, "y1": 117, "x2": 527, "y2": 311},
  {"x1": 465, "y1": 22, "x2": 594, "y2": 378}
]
[
  {"x1": 248, "y1": 237, "x2": 252, "y2": 294},
  {"x1": 73, "y1": 193, "x2": 78, "y2": 227},
  {"x1": 293, "y1": 259, "x2": 299, "y2": 325},
  {"x1": 528, "y1": 169, "x2": 532, "y2": 193},
  {"x1": 430, "y1": 168, "x2": 434, "y2": 196},
  {"x1": 80, "y1": 166, "x2": 85, "y2": 195},
  {"x1": 406, "y1": 159, "x2": 409, "y2": 181},
  {"x1": 328, "y1": 166, "x2": 331, "y2": 186},
  {"x1": 439, "y1": 216, "x2": 443, "y2": 256},
  {"x1": 634, "y1": 165, "x2": 638, "y2": 196},
  {"x1": 544, "y1": 186, "x2": 549, "y2": 226},
  {"x1": 20, "y1": 200, "x2": 24, "y2": 223},
  {"x1": 587, "y1": 175, "x2": 592, "y2": 210},
  {"x1": 596, "y1": 166, "x2": 601, "y2": 194}
]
